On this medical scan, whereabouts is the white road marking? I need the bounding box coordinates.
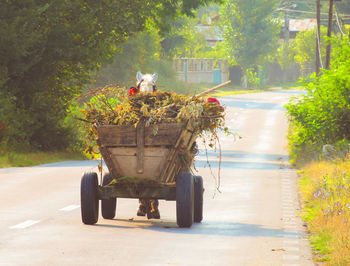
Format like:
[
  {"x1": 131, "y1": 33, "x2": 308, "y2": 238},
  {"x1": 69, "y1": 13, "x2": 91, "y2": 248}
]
[
  {"x1": 283, "y1": 210, "x2": 296, "y2": 214},
  {"x1": 284, "y1": 247, "x2": 300, "y2": 252},
  {"x1": 280, "y1": 234, "x2": 300, "y2": 238},
  {"x1": 284, "y1": 230, "x2": 299, "y2": 234},
  {"x1": 283, "y1": 215, "x2": 296, "y2": 219},
  {"x1": 282, "y1": 204, "x2": 295, "y2": 207},
  {"x1": 282, "y1": 199, "x2": 294, "y2": 203},
  {"x1": 283, "y1": 239, "x2": 299, "y2": 245},
  {"x1": 10, "y1": 220, "x2": 40, "y2": 229},
  {"x1": 283, "y1": 255, "x2": 300, "y2": 260},
  {"x1": 284, "y1": 221, "x2": 297, "y2": 225},
  {"x1": 283, "y1": 209, "x2": 295, "y2": 212},
  {"x1": 282, "y1": 205, "x2": 295, "y2": 209},
  {"x1": 59, "y1": 205, "x2": 80, "y2": 211}
]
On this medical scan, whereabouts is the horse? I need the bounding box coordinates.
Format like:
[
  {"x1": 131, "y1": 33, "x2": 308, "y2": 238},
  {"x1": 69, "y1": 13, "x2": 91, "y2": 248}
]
[
  {"x1": 133, "y1": 72, "x2": 160, "y2": 218},
  {"x1": 136, "y1": 72, "x2": 158, "y2": 93}
]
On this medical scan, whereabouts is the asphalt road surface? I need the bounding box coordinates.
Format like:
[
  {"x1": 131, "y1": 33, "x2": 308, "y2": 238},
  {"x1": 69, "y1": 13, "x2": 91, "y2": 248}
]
[{"x1": 0, "y1": 89, "x2": 314, "y2": 266}]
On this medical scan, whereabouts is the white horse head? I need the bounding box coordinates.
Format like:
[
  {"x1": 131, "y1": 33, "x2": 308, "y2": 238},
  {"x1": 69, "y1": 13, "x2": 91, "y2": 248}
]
[{"x1": 136, "y1": 72, "x2": 158, "y2": 92}]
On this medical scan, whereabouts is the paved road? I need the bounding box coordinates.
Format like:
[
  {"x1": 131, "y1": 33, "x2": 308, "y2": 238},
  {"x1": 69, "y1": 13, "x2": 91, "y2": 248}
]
[{"x1": 0, "y1": 90, "x2": 313, "y2": 266}]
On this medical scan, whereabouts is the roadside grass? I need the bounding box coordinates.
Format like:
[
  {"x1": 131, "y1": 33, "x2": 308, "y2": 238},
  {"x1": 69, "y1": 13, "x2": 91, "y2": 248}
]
[
  {"x1": 298, "y1": 159, "x2": 350, "y2": 265},
  {"x1": 267, "y1": 81, "x2": 303, "y2": 90},
  {"x1": 209, "y1": 81, "x2": 301, "y2": 97},
  {"x1": 211, "y1": 89, "x2": 264, "y2": 97},
  {"x1": 0, "y1": 151, "x2": 87, "y2": 168}
]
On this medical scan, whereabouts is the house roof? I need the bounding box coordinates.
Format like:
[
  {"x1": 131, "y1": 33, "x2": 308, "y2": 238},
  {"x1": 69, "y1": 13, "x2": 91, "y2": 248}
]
[{"x1": 289, "y1": 18, "x2": 317, "y2": 32}]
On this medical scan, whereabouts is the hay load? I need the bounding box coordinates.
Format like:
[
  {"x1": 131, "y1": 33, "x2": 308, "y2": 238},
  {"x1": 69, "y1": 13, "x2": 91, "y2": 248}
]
[{"x1": 80, "y1": 83, "x2": 230, "y2": 159}]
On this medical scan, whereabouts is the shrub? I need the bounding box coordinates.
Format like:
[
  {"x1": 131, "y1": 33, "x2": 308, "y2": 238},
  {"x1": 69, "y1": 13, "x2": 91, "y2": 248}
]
[{"x1": 285, "y1": 37, "x2": 350, "y2": 162}]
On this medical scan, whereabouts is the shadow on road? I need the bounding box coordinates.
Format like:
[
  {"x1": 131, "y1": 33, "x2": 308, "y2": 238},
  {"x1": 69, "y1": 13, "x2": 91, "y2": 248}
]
[
  {"x1": 194, "y1": 160, "x2": 286, "y2": 170},
  {"x1": 195, "y1": 150, "x2": 290, "y2": 170},
  {"x1": 94, "y1": 219, "x2": 301, "y2": 239},
  {"x1": 198, "y1": 150, "x2": 289, "y2": 162},
  {"x1": 35, "y1": 160, "x2": 102, "y2": 168}
]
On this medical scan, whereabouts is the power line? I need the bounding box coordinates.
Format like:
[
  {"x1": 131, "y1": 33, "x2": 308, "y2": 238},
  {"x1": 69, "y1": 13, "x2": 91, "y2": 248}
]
[
  {"x1": 277, "y1": 7, "x2": 350, "y2": 17},
  {"x1": 335, "y1": 7, "x2": 345, "y2": 37}
]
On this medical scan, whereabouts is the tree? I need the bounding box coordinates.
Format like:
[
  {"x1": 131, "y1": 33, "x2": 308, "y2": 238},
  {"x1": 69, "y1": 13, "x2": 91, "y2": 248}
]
[
  {"x1": 0, "y1": 0, "x2": 219, "y2": 151},
  {"x1": 161, "y1": 15, "x2": 209, "y2": 58},
  {"x1": 292, "y1": 26, "x2": 328, "y2": 76},
  {"x1": 92, "y1": 28, "x2": 167, "y2": 87},
  {"x1": 220, "y1": 0, "x2": 280, "y2": 87}
]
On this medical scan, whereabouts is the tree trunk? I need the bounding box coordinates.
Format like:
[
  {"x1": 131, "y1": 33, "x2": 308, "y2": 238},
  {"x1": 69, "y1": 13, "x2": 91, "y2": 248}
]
[
  {"x1": 316, "y1": 0, "x2": 321, "y2": 75},
  {"x1": 325, "y1": 0, "x2": 334, "y2": 70},
  {"x1": 242, "y1": 72, "x2": 247, "y2": 89}
]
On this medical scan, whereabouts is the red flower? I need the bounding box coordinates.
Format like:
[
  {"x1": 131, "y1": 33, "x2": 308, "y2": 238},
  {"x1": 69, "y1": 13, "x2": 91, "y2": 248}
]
[
  {"x1": 129, "y1": 87, "x2": 138, "y2": 96},
  {"x1": 205, "y1": 97, "x2": 220, "y2": 106}
]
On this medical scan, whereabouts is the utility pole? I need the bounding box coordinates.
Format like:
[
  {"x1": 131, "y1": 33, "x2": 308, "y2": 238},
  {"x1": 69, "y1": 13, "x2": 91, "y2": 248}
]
[
  {"x1": 284, "y1": 7, "x2": 289, "y2": 43},
  {"x1": 316, "y1": 0, "x2": 321, "y2": 75},
  {"x1": 325, "y1": 0, "x2": 334, "y2": 69}
]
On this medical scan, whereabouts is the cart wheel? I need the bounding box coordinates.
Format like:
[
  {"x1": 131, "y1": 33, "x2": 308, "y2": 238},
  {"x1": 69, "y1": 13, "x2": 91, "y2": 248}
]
[
  {"x1": 102, "y1": 173, "x2": 116, "y2": 219},
  {"x1": 193, "y1": 176, "x2": 203, "y2": 223},
  {"x1": 81, "y1": 172, "x2": 99, "y2": 225},
  {"x1": 176, "y1": 171, "x2": 194, "y2": 228}
]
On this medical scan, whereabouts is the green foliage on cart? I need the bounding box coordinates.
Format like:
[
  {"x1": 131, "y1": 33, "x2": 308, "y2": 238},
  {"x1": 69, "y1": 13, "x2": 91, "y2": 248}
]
[{"x1": 77, "y1": 86, "x2": 227, "y2": 158}]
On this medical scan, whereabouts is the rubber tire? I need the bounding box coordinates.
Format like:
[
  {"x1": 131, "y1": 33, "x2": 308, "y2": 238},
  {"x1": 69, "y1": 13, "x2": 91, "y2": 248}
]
[
  {"x1": 193, "y1": 176, "x2": 203, "y2": 223},
  {"x1": 101, "y1": 173, "x2": 116, "y2": 219},
  {"x1": 176, "y1": 171, "x2": 194, "y2": 228},
  {"x1": 81, "y1": 172, "x2": 99, "y2": 225}
]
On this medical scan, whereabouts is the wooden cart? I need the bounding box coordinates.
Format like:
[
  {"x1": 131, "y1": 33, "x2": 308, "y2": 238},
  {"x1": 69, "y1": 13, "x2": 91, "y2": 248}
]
[{"x1": 80, "y1": 120, "x2": 204, "y2": 228}]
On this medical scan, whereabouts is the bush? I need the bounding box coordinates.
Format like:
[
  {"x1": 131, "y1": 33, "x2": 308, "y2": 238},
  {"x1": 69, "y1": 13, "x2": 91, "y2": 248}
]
[
  {"x1": 246, "y1": 68, "x2": 260, "y2": 88},
  {"x1": 286, "y1": 37, "x2": 350, "y2": 162}
]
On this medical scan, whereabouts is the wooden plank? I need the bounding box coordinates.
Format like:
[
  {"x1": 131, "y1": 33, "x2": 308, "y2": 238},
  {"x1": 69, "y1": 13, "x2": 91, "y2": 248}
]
[
  {"x1": 195, "y1": 80, "x2": 232, "y2": 98},
  {"x1": 109, "y1": 154, "x2": 167, "y2": 180},
  {"x1": 136, "y1": 122, "x2": 145, "y2": 174},
  {"x1": 108, "y1": 147, "x2": 170, "y2": 157},
  {"x1": 97, "y1": 123, "x2": 184, "y2": 147},
  {"x1": 97, "y1": 139, "x2": 119, "y2": 178},
  {"x1": 163, "y1": 123, "x2": 198, "y2": 183},
  {"x1": 145, "y1": 123, "x2": 183, "y2": 146},
  {"x1": 157, "y1": 81, "x2": 231, "y2": 112},
  {"x1": 159, "y1": 123, "x2": 191, "y2": 183},
  {"x1": 97, "y1": 125, "x2": 136, "y2": 146}
]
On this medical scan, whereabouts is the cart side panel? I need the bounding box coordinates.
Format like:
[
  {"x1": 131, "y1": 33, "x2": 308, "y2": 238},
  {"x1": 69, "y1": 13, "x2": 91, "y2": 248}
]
[
  {"x1": 144, "y1": 124, "x2": 183, "y2": 146},
  {"x1": 97, "y1": 122, "x2": 196, "y2": 183},
  {"x1": 97, "y1": 123, "x2": 183, "y2": 147},
  {"x1": 107, "y1": 147, "x2": 171, "y2": 179},
  {"x1": 97, "y1": 126, "x2": 136, "y2": 146},
  {"x1": 159, "y1": 123, "x2": 198, "y2": 183}
]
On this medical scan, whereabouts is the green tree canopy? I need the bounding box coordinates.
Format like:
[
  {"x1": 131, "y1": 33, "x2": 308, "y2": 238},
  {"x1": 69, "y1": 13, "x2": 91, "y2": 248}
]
[
  {"x1": 0, "y1": 0, "x2": 217, "y2": 151},
  {"x1": 219, "y1": 0, "x2": 281, "y2": 69}
]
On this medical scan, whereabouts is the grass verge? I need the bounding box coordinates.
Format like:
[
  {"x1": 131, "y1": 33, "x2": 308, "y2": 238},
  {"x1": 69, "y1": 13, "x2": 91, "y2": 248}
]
[
  {"x1": 0, "y1": 151, "x2": 87, "y2": 168},
  {"x1": 298, "y1": 159, "x2": 350, "y2": 265}
]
